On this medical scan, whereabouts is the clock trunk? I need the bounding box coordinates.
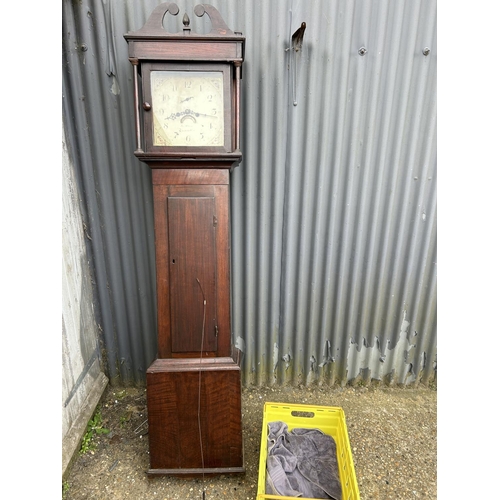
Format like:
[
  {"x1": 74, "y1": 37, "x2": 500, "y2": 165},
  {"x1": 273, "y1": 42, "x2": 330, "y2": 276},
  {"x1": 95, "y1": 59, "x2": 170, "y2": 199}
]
[{"x1": 153, "y1": 169, "x2": 232, "y2": 359}]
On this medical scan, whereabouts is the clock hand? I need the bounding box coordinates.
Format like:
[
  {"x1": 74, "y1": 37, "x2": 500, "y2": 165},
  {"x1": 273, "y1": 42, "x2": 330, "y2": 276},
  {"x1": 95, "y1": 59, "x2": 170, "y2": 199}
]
[
  {"x1": 190, "y1": 111, "x2": 217, "y2": 119},
  {"x1": 165, "y1": 109, "x2": 217, "y2": 120}
]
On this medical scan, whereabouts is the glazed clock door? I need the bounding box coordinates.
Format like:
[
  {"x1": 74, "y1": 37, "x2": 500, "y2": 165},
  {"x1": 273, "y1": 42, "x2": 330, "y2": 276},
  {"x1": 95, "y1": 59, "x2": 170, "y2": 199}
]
[{"x1": 141, "y1": 62, "x2": 233, "y2": 155}]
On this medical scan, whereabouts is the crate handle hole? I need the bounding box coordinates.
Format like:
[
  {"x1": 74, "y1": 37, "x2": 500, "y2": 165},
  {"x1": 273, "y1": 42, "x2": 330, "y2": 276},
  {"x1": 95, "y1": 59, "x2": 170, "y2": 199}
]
[{"x1": 291, "y1": 411, "x2": 315, "y2": 418}]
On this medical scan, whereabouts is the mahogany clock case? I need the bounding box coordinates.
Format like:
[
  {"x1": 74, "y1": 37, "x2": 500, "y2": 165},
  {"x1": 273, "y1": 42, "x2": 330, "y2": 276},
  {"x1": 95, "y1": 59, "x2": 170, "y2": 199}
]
[{"x1": 124, "y1": 2, "x2": 245, "y2": 477}]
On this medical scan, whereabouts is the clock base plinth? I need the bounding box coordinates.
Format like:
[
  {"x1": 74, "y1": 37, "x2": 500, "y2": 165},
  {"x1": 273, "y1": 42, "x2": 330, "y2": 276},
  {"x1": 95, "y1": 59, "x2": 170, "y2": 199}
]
[
  {"x1": 146, "y1": 358, "x2": 244, "y2": 476},
  {"x1": 147, "y1": 466, "x2": 245, "y2": 477}
]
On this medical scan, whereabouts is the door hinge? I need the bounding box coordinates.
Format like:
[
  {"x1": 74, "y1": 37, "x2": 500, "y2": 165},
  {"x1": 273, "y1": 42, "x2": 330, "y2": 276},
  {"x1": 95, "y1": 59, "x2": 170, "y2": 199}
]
[
  {"x1": 213, "y1": 215, "x2": 218, "y2": 226},
  {"x1": 215, "y1": 325, "x2": 218, "y2": 337}
]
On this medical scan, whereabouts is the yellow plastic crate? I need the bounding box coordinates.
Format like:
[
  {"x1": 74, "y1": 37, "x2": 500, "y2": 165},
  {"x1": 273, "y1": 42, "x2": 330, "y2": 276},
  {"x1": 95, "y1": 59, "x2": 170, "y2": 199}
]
[{"x1": 257, "y1": 402, "x2": 360, "y2": 500}]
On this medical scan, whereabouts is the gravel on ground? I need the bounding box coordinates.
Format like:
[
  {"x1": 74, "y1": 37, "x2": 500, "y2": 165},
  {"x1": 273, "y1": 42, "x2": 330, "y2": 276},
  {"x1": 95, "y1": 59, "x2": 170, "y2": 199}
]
[{"x1": 63, "y1": 383, "x2": 437, "y2": 500}]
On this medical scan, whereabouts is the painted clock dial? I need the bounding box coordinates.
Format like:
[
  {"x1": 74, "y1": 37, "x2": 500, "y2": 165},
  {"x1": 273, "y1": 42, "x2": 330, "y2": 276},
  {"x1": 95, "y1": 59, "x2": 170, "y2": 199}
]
[{"x1": 151, "y1": 71, "x2": 224, "y2": 147}]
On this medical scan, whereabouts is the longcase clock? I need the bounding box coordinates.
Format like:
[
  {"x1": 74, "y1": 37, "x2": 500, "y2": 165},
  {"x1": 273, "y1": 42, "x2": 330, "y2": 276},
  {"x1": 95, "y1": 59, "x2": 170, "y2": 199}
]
[{"x1": 124, "y1": 2, "x2": 245, "y2": 476}]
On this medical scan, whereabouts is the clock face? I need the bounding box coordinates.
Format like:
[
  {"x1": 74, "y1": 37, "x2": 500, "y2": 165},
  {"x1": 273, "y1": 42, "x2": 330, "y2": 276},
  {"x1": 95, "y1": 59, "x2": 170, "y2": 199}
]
[{"x1": 151, "y1": 71, "x2": 224, "y2": 147}]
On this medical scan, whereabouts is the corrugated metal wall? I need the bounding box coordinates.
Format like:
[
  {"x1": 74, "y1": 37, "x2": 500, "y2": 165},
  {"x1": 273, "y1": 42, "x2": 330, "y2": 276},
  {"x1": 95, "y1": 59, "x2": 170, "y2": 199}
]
[{"x1": 62, "y1": 0, "x2": 437, "y2": 387}]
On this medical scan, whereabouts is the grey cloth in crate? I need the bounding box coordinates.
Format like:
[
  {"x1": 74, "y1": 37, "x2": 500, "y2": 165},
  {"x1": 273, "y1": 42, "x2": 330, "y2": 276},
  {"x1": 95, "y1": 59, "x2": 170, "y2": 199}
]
[{"x1": 266, "y1": 421, "x2": 342, "y2": 500}]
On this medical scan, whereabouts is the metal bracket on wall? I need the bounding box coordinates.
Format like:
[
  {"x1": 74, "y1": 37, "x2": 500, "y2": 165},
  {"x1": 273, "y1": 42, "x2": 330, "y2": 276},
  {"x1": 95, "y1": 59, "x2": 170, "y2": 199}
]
[{"x1": 287, "y1": 21, "x2": 307, "y2": 106}]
